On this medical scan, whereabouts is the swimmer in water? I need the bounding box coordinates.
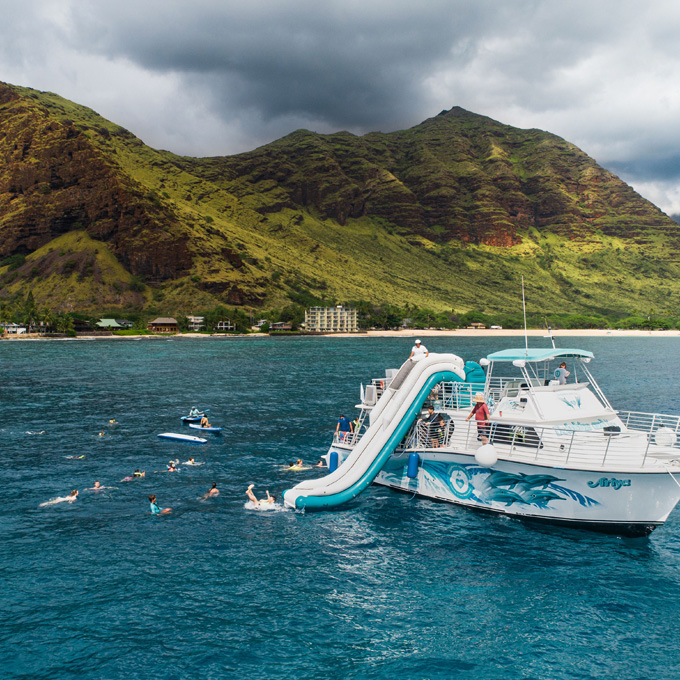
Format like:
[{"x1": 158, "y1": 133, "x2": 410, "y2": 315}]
[
  {"x1": 85, "y1": 481, "x2": 117, "y2": 491},
  {"x1": 108, "y1": 419, "x2": 118, "y2": 425},
  {"x1": 121, "y1": 469, "x2": 145, "y2": 482},
  {"x1": 98, "y1": 431, "x2": 105, "y2": 437},
  {"x1": 246, "y1": 484, "x2": 276, "y2": 508},
  {"x1": 202, "y1": 482, "x2": 219, "y2": 500},
  {"x1": 167, "y1": 462, "x2": 178, "y2": 472},
  {"x1": 286, "y1": 460, "x2": 310, "y2": 471},
  {"x1": 184, "y1": 457, "x2": 203, "y2": 466},
  {"x1": 149, "y1": 494, "x2": 171, "y2": 515},
  {"x1": 40, "y1": 490, "x2": 78, "y2": 507},
  {"x1": 315, "y1": 459, "x2": 324, "y2": 467},
  {"x1": 65, "y1": 454, "x2": 86, "y2": 460}
]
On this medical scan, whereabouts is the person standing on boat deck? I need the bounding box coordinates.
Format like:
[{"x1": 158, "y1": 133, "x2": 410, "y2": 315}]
[
  {"x1": 409, "y1": 339, "x2": 429, "y2": 361},
  {"x1": 417, "y1": 405, "x2": 438, "y2": 446},
  {"x1": 336, "y1": 414, "x2": 353, "y2": 441},
  {"x1": 555, "y1": 362, "x2": 570, "y2": 385},
  {"x1": 466, "y1": 394, "x2": 490, "y2": 444}
]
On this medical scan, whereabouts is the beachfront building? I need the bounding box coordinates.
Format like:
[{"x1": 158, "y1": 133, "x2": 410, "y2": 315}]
[
  {"x1": 148, "y1": 317, "x2": 178, "y2": 333},
  {"x1": 1, "y1": 322, "x2": 26, "y2": 335},
  {"x1": 96, "y1": 318, "x2": 123, "y2": 330},
  {"x1": 270, "y1": 321, "x2": 292, "y2": 331},
  {"x1": 216, "y1": 319, "x2": 235, "y2": 331},
  {"x1": 187, "y1": 315, "x2": 205, "y2": 331},
  {"x1": 305, "y1": 305, "x2": 358, "y2": 333}
]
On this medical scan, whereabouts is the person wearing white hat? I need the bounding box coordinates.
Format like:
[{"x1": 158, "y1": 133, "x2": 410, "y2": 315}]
[
  {"x1": 409, "y1": 339, "x2": 429, "y2": 361},
  {"x1": 465, "y1": 393, "x2": 490, "y2": 444}
]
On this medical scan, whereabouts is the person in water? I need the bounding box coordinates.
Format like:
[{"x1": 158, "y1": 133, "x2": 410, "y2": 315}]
[
  {"x1": 167, "y1": 461, "x2": 178, "y2": 472},
  {"x1": 246, "y1": 484, "x2": 276, "y2": 507},
  {"x1": 86, "y1": 481, "x2": 117, "y2": 491},
  {"x1": 108, "y1": 419, "x2": 118, "y2": 424},
  {"x1": 184, "y1": 457, "x2": 201, "y2": 466},
  {"x1": 98, "y1": 431, "x2": 105, "y2": 437},
  {"x1": 203, "y1": 482, "x2": 219, "y2": 499},
  {"x1": 149, "y1": 494, "x2": 171, "y2": 515},
  {"x1": 122, "y1": 469, "x2": 145, "y2": 482},
  {"x1": 315, "y1": 459, "x2": 324, "y2": 467},
  {"x1": 40, "y1": 490, "x2": 78, "y2": 507}
]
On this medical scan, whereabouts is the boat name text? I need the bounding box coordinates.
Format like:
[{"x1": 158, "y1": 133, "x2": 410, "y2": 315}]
[{"x1": 587, "y1": 477, "x2": 631, "y2": 490}]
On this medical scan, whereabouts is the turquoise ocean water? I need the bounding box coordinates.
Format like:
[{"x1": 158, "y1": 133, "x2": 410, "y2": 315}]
[{"x1": 2, "y1": 335, "x2": 680, "y2": 679}]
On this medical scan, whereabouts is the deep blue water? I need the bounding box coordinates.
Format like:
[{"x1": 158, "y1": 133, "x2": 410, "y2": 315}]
[{"x1": 2, "y1": 335, "x2": 680, "y2": 680}]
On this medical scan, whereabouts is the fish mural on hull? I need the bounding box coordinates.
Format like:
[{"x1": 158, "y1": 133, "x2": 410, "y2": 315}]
[{"x1": 382, "y1": 461, "x2": 600, "y2": 510}]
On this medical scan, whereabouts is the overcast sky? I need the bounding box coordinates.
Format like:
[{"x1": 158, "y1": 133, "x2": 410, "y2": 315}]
[{"x1": 2, "y1": 0, "x2": 680, "y2": 214}]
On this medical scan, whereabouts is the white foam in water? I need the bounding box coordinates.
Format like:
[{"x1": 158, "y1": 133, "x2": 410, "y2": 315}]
[{"x1": 244, "y1": 501, "x2": 285, "y2": 512}]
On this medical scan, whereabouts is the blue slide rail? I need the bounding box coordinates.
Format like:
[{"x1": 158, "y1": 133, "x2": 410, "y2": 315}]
[{"x1": 289, "y1": 370, "x2": 462, "y2": 510}]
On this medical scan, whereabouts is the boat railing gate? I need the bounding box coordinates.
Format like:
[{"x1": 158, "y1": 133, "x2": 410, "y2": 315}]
[{"x1": 404, "y1": 419, "x2": 456, "y2": 449}]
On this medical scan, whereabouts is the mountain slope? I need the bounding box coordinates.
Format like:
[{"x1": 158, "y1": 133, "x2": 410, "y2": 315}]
[{"x1": 1, "y1": 82, "x2": 679, "y2": 317}]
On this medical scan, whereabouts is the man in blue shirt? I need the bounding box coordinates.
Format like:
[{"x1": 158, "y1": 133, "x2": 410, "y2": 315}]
[{"x1": 336, "y1": 414, "x2": 353, "y2": 441}]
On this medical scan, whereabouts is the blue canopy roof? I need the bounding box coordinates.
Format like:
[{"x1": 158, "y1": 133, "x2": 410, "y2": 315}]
[{"x1": 486, "y1": 348, "x2": 594, "y2": 362}]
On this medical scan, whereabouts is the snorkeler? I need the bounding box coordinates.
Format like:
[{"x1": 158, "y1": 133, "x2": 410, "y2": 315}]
[
  {"x1": 149, "y1": 494, "x2": 171, "y2": 515},
  {"x1": 184, "y1": 457, "x2": 203, "y2": 466},
  {"x1": 97, "y1": 431, "x2": 105, "y2": 437},
  {"x1": 65, "y1": 454, "x2": 86, "y2": 459},
  {"x1": 40, "y1": 490, "x2": 78, "y2": 507},
  {"x1": 167, "y1": 462, "x2": 179, "y2": 472},
  {"x1": 121, "y1": 469, "x2": 145, "y2": 482},
  {"x1": 108, "y1": 419, "x2": 118, "y2": 425}
]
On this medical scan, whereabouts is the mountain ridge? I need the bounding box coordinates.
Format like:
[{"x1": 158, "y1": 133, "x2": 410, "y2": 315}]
[{"x1": 1, "y1": 81, "x2": 679, "y2": 319}]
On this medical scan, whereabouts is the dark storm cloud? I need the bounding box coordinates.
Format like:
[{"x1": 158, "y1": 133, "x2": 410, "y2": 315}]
[{"x1": 3, "y1": 1, "x2": 680, "y2": 210}]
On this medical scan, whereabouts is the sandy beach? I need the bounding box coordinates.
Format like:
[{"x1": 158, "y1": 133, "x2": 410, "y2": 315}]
[
  {"x1": 332, "y1": 328, "x2": 680, "y2": 338},
  {"x1": 3, "y1": 328, "x2": 680, "y2": 341}
]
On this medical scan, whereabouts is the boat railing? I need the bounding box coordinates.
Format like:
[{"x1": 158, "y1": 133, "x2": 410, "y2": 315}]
[
  {"x1": 408, "y1": 417, "x2": 680, "y2": 468},
  {"x1": 404, "y1": 419, "x2": 456, "y2": 450}
]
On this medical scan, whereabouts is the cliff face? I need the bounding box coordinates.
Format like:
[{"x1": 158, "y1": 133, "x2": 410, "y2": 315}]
[
  {"x1": 199, "y1": 107, "x2": 677, "y2": 246},
  {"x1": 0, "y1": 84, "x2": 191, "y2": 283},
  {"x1": 1, "y1": 81, "x2": 680, "y2": 317}
]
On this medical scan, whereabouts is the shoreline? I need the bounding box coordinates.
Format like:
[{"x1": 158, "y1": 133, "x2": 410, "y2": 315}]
[{"x1": 2, "y1": 328, "x2": 680, "y2": 341}]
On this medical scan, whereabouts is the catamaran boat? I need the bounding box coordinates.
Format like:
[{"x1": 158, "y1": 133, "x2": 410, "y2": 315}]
[{"x1": 282, "y1": 349, "x2": 680, "y2": 537}]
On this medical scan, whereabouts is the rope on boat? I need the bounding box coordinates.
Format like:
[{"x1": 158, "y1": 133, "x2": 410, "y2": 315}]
[{"x1": 664, "y1": 465, "x2": 680, "y2": 490}]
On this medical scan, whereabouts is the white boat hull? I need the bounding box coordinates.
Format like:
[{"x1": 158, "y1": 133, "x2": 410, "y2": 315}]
[{"x1": 374, "y1": 452, "x2": 680, "y2": 537}]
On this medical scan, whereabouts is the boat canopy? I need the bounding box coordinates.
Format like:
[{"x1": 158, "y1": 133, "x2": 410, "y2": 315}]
[{"x1": 485, "y1": 348, "x2": 594, "y2": 363}]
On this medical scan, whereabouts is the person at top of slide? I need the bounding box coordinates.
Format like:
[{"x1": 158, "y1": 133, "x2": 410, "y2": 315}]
[{"x1": 409, "y1": 339, "x2": 429, "y2": 361}]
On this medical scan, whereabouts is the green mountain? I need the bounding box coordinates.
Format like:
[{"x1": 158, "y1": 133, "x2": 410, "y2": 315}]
[{"x1": 1, "y1": 81, "x2": 679, "y2": 318}]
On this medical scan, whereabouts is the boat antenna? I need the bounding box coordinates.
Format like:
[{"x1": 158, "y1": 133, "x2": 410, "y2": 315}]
[
  {"x1": 521, "y1": 276, "x2": 528, "y2": 355},
  {"x1": 543, "y1": 316, "x2": 556, "y2": 349}
]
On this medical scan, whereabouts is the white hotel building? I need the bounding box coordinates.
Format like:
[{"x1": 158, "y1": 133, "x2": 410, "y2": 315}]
[{"x1": 305, "y1": 305, "x2": 358, "y2": 333}]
